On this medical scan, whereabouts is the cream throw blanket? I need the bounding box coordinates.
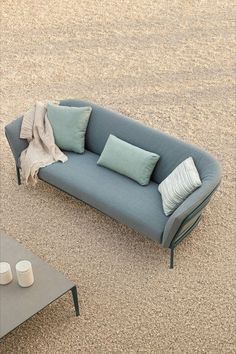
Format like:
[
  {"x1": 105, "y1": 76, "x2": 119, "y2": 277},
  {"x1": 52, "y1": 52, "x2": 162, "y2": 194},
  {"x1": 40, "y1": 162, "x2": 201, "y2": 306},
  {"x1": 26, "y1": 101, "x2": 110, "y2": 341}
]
[{"x1": 20, "y1": 101, "x2": 68, "y2": 185}]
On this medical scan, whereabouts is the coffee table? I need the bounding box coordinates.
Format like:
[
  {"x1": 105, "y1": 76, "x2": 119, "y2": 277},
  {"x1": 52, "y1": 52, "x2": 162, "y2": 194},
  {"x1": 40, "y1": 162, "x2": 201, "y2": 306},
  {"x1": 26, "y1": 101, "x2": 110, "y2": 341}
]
[{"x1": 0, "y1": 233, "x2": 79, "y2": 338}]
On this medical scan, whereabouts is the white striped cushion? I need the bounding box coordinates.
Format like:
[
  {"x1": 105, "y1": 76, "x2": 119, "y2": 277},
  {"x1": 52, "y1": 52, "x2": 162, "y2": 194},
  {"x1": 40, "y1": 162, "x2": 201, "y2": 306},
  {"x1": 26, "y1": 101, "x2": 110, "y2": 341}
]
[{"x1": 158, "y1": 157, "x2": 202, "y2": 216}]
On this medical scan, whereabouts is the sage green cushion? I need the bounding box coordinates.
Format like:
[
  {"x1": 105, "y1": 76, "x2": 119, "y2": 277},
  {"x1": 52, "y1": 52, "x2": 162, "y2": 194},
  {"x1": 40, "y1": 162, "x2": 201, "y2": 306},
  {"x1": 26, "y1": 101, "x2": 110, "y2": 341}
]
[
  {"x1": 97, "y1": 135, "x2": 160, "y2": 186},
  {"x1": 47, "y1": 103, "x2": 92, "y2": 153}
]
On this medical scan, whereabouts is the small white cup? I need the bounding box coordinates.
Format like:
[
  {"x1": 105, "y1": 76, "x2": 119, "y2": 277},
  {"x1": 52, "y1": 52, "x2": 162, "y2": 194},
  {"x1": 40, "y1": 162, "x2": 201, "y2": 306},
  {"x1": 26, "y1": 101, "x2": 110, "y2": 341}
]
[
  {"x1": 16, "y1": 260, "x2": 34, "y2": 287},
  {"x1": 0, "y1": 262, "x2": 13, "y2": 285}
]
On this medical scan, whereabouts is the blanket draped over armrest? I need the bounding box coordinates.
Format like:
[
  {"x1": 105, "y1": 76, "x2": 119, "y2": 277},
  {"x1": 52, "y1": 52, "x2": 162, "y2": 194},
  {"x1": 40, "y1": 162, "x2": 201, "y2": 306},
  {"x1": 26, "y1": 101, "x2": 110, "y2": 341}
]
[{"x1": 20, "y1": 101, "x2": 68, "y2": 185}]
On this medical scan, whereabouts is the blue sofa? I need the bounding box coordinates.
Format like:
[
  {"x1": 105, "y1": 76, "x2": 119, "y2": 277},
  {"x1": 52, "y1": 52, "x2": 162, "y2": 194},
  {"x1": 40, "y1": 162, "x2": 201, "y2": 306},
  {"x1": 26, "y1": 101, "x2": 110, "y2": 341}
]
[{"x1": 5, "y1": 99, "x2": 221, "y2": 268}]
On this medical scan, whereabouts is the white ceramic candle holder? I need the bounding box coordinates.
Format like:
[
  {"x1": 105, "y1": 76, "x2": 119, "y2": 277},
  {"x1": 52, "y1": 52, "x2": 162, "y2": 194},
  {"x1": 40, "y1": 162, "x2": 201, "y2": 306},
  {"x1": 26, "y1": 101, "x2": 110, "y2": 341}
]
[
  {"x1": 0, "y1": 262, "x2": 13, "y2": 285},
  {"x1": 16, "y1": 260, "x2": 34, "y2": 287}
]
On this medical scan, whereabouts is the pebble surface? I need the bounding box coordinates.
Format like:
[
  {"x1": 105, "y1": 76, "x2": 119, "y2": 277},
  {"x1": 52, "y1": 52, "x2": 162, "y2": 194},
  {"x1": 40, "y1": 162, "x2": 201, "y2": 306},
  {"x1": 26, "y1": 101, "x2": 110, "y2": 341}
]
[{"x1": 0, "y1": 1, "x2": 235, "y2": 353}]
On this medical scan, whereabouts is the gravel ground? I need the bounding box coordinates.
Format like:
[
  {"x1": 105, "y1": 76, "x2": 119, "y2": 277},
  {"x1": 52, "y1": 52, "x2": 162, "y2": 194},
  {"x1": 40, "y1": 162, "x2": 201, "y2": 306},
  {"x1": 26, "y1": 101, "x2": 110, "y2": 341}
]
[{"x1": 0, "y1": 0, "x2": 235, "y2": 353}]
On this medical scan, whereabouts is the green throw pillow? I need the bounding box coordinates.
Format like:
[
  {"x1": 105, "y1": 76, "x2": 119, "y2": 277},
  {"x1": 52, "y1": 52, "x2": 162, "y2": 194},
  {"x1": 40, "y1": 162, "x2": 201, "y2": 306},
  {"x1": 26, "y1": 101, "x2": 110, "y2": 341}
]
[
  {"x1": 47, "y1": 103, "x2": 92, "y2": 153},
  {"x1": 97, "y1": 135, "x2": 160, "y2": 186}
]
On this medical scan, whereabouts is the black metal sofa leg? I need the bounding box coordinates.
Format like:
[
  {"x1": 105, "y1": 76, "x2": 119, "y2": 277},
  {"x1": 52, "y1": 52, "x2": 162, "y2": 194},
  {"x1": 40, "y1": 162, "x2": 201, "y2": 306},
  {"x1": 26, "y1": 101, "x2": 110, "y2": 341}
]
[
  {"x1": 170, "y1": 247, "x2": 175, "y2": 269},
  {"x1": 16, "y1": 166, "x2": 21, "y2": 185}
]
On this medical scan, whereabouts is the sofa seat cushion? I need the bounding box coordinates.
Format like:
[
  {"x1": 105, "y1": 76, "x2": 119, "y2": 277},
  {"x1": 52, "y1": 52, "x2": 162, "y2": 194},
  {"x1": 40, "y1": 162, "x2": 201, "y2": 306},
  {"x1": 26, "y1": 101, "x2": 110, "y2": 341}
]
[{"x1": 38, "y1": 151, "x2": 168, "y2": 243}]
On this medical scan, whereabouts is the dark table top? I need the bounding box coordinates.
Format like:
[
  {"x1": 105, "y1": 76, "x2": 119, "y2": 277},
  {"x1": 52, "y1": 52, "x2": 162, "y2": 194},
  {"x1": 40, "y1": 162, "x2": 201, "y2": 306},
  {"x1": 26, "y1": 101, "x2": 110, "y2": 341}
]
[{"x1": 0, "y1": 233, "x2": 74, "y2": 338}]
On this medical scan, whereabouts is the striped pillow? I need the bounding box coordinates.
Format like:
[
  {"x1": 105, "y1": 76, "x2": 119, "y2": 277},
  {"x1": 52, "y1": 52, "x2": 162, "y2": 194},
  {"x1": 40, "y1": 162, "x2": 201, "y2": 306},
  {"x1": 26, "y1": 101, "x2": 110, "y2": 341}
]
[{"x1": 158, "y1": 157, "x2": 202, "y2": 216}]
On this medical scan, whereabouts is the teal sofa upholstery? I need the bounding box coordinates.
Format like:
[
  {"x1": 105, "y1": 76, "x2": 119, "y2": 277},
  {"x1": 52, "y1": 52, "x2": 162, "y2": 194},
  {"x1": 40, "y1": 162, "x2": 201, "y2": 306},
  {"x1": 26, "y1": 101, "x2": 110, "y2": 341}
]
[{"x1": 5, "y1": 99, "x2": 221, "y2": 268}]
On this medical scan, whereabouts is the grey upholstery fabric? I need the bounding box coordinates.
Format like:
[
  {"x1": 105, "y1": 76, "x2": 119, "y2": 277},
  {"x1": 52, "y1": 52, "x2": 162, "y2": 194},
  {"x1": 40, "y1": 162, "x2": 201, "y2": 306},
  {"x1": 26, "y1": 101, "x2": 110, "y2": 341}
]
[
  {"x1": 162, "y1": 168, "x2": 220, "y2": 247},
  {"x1": 5, "y1": 117, "x2": 28, "y2": 167},
  {"x1": 38, "y1": 150, "x2": 167, "y2": 242},
  {"x1": 60, "y1": 99, "x2": 220, "y2": 185},
  {"x1": 4, "y1": 101, "x2": 221, "y2": 249},
  {"x1": 60, "y1": 100, "x2": 222, "y2": 247}
]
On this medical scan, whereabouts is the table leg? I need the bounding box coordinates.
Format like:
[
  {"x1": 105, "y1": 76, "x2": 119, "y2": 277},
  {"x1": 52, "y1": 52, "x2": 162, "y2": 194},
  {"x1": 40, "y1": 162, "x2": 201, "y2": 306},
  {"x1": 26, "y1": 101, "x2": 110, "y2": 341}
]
[{"x1": 71, "y1": 286, "x2": 80, "y2": 316}]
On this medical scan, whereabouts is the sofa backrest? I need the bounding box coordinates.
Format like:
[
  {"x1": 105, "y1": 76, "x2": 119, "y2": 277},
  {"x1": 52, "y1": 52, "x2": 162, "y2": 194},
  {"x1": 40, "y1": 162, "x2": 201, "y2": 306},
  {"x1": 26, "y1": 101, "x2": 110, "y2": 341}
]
[{"x1": 60, "y1": 99, "x2": 221, "y2": 187}]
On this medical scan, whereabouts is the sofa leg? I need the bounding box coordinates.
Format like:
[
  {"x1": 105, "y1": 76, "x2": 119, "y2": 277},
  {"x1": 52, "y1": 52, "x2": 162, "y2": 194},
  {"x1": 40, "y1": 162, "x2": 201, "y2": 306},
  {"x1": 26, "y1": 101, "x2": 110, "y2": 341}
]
[
  {"x1": 16, "y1": 166, "x2": 21, "y2": 185},
  {"x1": 170, "y1": 247, "x2": 174, "y2": 269}
]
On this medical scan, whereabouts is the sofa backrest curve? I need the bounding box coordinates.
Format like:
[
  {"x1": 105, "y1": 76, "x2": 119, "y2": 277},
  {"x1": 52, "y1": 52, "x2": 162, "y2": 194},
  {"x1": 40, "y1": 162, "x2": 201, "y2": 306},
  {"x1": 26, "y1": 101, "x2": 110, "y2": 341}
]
[
  {"x1": 60, "y1": 99, "x2": 221, "y2": 187},
  {"x1": 5, "y1": 116, "x2": 28, "y2": 166}
]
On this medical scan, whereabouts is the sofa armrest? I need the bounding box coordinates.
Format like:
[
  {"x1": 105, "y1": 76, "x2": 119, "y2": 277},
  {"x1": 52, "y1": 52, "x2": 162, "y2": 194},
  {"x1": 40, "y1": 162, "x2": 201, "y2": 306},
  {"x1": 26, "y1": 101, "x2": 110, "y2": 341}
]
[
  {"x1": 161, "y1": 170, "x2": 221, "y2": 248},
  {"x1": 5, "y1": 117, "x2": 28, "y2": 167}
]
